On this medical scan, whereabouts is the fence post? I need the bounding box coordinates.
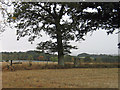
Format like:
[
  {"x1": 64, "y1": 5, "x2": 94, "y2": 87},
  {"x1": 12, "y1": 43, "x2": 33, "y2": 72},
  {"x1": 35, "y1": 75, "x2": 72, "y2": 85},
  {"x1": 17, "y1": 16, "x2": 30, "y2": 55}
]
[{"x1": 10, "y1": 60, "x2": 12, "y2": 66}]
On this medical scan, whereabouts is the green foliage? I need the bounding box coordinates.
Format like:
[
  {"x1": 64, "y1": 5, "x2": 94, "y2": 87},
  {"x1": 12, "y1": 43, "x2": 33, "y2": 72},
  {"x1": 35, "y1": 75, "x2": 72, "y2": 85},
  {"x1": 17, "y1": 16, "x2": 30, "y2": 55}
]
[
  {"x1": 78, "y1": 53, "x2": 119, "y2": 63},
  {"x1": 2, "y1": 51, "x2": 46, "y2": 61},
  {"x1": 5, "y1": 60, "x2": 9, "y2": 62},
  {"x1": 27, "y1": 55, "x2": 33, "y2": 60},
  {"x1": 36, "y1": 40, "x2": 57, "y2": 53},
  {"x1": 1, "y1": 51, "x2": 119, "y2": 63},
  {"x1": 64, "y1": 55, "x2": 72, "y2": 62},
  {"x1": 84, "y1": 56, "x2": 91, "y2": 62},
  {"x1": 50, "y1": 57, "x2": 58, "y2": 62}
]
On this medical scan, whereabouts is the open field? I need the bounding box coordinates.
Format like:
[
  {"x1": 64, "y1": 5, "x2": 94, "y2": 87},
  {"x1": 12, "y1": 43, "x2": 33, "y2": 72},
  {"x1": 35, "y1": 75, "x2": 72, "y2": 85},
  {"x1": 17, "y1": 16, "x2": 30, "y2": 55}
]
[{"x1": 2, "y1": 64, "x2": 118, "y2": 88}]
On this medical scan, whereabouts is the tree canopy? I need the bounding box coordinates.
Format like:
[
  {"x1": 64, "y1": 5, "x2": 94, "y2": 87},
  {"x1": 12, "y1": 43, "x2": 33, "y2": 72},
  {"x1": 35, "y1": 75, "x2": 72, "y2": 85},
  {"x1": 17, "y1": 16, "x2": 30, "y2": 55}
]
[{"x1": 1, "y1": 2, "x2": 119, "y2": 65}]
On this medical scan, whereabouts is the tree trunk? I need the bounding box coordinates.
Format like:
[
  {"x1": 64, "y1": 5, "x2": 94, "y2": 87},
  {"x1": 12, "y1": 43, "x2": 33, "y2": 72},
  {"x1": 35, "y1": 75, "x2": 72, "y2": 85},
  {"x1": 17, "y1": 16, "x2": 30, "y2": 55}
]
[
  {"x1": 57, "y1": 34, "x2": 64, "y2": 66},
  {"x1": 56, "y1": 22, "x2": 64, "y2": 66}
]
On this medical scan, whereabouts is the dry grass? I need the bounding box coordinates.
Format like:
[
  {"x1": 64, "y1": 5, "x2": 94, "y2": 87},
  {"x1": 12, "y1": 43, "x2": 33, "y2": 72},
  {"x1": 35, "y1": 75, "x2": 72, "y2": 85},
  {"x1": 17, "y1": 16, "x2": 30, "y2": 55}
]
[
  {"x1": 2, "y1": 67, "x2": 118, "y2": 88},
  {"x1": 2, "y1": 62, "x2": 118, "y2": 88},
  {"x1": 2, "y1": 62, "x2": 119, "y2": 71},
  {"x1": 2, "y1": 62, "x2": 59, "y2": 71}
]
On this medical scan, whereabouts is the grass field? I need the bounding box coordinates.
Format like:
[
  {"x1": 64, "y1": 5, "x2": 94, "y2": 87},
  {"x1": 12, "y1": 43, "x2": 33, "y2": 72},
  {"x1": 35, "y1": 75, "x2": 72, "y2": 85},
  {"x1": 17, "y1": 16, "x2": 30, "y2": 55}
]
[{"x1": 2, "y1": 62, "x2": 118, "y2": 88}]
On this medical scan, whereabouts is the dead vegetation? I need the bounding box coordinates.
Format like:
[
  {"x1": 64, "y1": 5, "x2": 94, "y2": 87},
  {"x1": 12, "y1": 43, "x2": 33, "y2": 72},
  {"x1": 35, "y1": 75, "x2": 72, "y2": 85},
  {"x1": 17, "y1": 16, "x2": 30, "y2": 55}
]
[
  {"x1": 1, "y1": 62, "x2": 118, "y2": 88},
  {"x1": 2, "y1": 62, "x2": 119, "y2": 71},
  {"x1": 2, "y1": 68, "x2": 118, "y2": 88}
]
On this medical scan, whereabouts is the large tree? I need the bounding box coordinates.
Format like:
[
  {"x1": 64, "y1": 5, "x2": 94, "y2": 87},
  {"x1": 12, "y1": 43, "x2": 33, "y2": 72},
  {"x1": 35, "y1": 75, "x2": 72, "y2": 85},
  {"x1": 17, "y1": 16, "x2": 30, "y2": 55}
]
[{"x1": 3, "y1": 2, "x2": 119, "y2": 65}]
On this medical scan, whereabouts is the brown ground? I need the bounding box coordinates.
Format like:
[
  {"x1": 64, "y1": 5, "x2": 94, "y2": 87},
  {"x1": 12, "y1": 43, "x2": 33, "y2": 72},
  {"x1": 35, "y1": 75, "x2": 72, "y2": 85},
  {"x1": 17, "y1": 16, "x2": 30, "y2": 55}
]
[{"x1": 2, "y1": 62, "x2": 118, "y2": 88}]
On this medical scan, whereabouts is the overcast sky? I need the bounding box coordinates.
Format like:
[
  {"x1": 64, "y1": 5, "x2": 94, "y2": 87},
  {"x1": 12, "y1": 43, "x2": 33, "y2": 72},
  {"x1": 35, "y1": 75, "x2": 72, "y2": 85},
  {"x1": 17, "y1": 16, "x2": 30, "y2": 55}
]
[
  {"x1": 0, "y1": 27, "x2": 118, "y2": 56},
  {"x1": 0, "y1": 4, "x2": 119, "y2": 56}
]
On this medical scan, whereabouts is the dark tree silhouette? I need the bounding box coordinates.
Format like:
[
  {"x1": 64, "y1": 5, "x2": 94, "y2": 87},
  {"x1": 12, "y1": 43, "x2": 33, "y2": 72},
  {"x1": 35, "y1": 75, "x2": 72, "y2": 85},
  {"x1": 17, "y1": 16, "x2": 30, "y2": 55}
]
[
  {"x1": 1, "y1": 2, "x2": 119, "y2": 65},
  {"x1": 118, "y1": 43, "x2": 120, "y2": 49}
]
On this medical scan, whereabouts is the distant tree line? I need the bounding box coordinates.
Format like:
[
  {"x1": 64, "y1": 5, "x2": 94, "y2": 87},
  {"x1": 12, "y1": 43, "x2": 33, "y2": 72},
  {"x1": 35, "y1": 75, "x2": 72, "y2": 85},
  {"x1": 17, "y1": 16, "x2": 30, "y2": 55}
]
[
  {"x1": 1, "y1": 51, "x2": 119, "y2": 63},
  {"x1": 2, "y1": 51, "x2": 54, "y2": 61},
  {"x1": 2, "y1": 51, "x2": 73, "y2": 63},
  {"x1": 78, "y1": 53, "x2": 119, "y2": 63}
]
